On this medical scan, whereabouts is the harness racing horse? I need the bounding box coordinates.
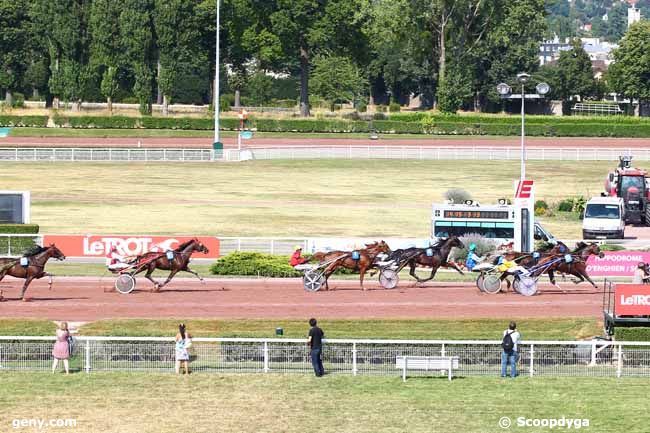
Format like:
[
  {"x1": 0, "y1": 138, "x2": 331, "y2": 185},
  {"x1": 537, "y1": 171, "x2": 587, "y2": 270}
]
[
  {"x1": 544, "y1": 242, "x2": 604, "y2": 289},
  {"x1": 497, "y1": 241, "x2": 573, "y2": 290},
  {"x1": 389, "y1": 237, "x2": 465, "y2": 284},
  {"x1": 0, "y1": 244, "x2": 66, "y2": 301},
  {"x1": 137, "y1": 239, "x2": 210, "y2": 291},
  {"x1": 321, "y1": 241, "x2": 391, "y2": 291}
]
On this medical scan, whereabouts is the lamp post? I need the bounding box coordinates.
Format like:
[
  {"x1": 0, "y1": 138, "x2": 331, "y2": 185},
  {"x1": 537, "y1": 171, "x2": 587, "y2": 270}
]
[
  {"x1": 212, "y1": 0, "x2": 222, "y2": 159},
  {"x1": 496, "y1": 74, "x2": 550, "y2": 181}
]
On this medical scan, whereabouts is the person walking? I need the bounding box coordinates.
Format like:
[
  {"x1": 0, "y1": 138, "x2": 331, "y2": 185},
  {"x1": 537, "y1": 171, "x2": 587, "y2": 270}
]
[
  {"x1": 307, "y1": 318, "x2": 325, "y2": 377},
  {"x1": 501, "y1": 321, "x2": 521, "y2": 378},
  {"x1": 175, "y1": 323, "x2": 192, "y2": 374},
  {"x1": 52, "y1": 322, "x2": 71, "y2": 374}
]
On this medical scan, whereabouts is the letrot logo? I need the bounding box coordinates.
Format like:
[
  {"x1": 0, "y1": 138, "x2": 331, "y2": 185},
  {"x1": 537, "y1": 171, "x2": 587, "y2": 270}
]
[
  {"x1": 615, "y1": 284, "x2": 650, "y2": 315},
  {"x1": 620, "y1": 294, "x2": 650, "y2": 306},
  {"x1": 515, "y1": 180, "x2": 534, "y2": 199}
]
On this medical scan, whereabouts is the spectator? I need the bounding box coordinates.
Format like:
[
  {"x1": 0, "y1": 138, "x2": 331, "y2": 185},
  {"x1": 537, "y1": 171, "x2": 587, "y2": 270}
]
[
  {"x1": 632, "y1": 262, "x2": 649, "y2": 284},
  {"x1": 52, "y1": 322, "x2": 70, "y2": 374},
  {"x1": 501, "y1": 321, "x2": 521, "y2": 378},
  {"x1": 307, "y1": 318, "x2": 325, "y2": 377},
  {"x1": 175, "y1": 323, "x2": 192, "y2": 374}
]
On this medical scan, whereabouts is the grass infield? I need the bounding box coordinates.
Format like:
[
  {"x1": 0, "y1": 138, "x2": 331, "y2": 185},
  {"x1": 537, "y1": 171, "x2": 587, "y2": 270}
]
[
  {"x1": 0, "y1": 160, "x2": 603, "y2": 238},
  {"x1": 0, "y1": 373, "x2": 646, "y2": 433}
]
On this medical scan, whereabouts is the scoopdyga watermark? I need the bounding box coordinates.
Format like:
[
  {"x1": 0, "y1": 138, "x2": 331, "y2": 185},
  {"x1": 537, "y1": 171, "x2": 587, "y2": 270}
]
[{"x1": 499, "y1": 416, "x2": 590, "y2": 429}]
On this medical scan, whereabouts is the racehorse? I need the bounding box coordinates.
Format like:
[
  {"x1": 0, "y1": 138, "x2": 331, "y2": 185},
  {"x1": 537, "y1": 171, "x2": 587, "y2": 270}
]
[
  {"x1": 136, "y1": 239, "x2": 210, "y2": 291},
  {"x1": 0, "y1": 244, "x2": 66, "y2": 300},
  {"x1": 496, "y1": 241, "x2": 573, "y2": 290},
  {"x1": 388, "y1": 237, "x2": 465, "y2": 284},
  {"x1": 321, "y1": 240, "x2": 391, "y2": 291},
  {"x1": 544, "y1": 242, "x2": 604, "y2": 289}
]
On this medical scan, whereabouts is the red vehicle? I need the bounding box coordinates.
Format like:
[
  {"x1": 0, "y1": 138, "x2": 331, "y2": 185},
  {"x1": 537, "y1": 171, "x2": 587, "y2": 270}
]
[{"x1": 605, "y1": 156, "x2": 650, "y2": 224}]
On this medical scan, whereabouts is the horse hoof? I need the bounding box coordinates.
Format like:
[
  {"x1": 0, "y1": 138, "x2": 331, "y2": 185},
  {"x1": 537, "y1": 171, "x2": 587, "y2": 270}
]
[{"x1": 22, "y1": 297, "x2": 32, "y2": 302}]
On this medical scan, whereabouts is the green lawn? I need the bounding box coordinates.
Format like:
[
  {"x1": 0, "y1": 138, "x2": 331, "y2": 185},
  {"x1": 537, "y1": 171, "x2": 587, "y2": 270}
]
[
  {"x1": 0, "y1": 318, "x2": 601, "y2": 340},
  {"x1": 0, "y1": 373, "x2": 646, "y2": 433},
  {"x1": 0, "y1": 160, "x2": 605, "y2": 238}
]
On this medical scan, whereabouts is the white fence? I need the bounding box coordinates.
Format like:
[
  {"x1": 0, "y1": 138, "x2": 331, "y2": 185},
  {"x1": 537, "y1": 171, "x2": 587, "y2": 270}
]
[
  {"x1": 0, "y1": 148, "x2": 214, "y2": 162},
  {"x1": 1, "y1": 336, "x2": 647, "y2": 377},
  {"x1": 225, "y1": 146, "x2": 650, "y2": 162}
]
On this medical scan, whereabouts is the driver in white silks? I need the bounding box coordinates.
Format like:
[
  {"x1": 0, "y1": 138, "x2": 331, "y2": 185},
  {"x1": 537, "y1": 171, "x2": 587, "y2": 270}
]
[{"x1": 106, "y1": 246, "x2": 130, "y2": 271}]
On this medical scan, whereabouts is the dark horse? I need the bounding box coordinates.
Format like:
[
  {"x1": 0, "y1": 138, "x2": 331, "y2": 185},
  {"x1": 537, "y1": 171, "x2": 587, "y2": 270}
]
[
  {"x1": 135, "y1": 238, "x2": 209, "y2": 291},
  {"x1": 0, "y1": 244, "x2": 66, "y2": 300},
  {"x1": 498, "y1": 241, "x2": 573, "y2": 290},
  {"x1": 543, "y1": 242, "x2": 604, "y2": 289},
  {"x1": 321, "y1": 240, "x2": 391, "y2": 291},
  {"x1": 387, "y1": 237, "x2": 465, "y2": 283}
]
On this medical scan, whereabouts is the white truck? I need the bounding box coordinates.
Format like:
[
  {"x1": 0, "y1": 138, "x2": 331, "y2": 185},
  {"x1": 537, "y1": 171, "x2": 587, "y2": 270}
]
[{"x1": 582, "y1": 197, "x2": 625, "y2": 239}]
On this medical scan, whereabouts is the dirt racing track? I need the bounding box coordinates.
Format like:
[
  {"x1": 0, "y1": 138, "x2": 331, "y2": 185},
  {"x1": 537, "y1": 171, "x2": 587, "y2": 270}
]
[{"x1": 0, "y1": 276, "x2": 603, "y2": 321}]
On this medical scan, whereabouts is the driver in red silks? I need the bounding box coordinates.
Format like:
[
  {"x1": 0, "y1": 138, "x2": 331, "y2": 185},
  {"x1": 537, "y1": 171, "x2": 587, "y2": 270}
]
[{"x1": 289, "y1": 246, "x2": 307, "y2": 267}]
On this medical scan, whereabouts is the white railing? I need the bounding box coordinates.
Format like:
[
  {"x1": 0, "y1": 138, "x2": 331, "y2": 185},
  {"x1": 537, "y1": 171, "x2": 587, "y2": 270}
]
[
  {"x1": 0, "y1": 234, "x2": 42, "y2": 257},
  {"x1": 1, "y1": 336, "x2": 647, "y2": 378},
  {"x1": 225, "y1": 146, "x2": 650, "y2": 162},
  {"x1": 0, "y1": 148, "x2": 214, "y2": 162}
]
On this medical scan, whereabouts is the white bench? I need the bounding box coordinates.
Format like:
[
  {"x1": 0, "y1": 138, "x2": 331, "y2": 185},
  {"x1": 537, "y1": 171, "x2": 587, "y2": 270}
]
[{"x1": 396, "y1": 355, "x2": 459, "y2": 381}]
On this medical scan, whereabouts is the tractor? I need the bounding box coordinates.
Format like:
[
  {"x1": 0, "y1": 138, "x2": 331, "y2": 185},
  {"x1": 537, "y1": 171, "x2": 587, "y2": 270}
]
[{"x1": 604, "y1": 155, "x2": 650, "y2": 225}]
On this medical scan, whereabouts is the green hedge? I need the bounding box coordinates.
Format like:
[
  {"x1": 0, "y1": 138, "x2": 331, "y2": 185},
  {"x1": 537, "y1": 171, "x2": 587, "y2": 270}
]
[
  {"x1": 615, "y1": 327, "x2": 650, "y2": 341},
  {"x1": 210, "y1": 252, "x2": 302, "y2": 278},
  {"x1": 0, "y1": 224, "x2": 39, "y2": 234},
  {"x1": 0, "y1": 115, "x2": 48, "y2": 127}
]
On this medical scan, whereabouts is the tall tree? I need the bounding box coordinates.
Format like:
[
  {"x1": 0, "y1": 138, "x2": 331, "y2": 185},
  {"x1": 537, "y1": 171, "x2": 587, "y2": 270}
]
[
  {"x1": 0, "y1": 0, "x2": 29, "y2": 105},
  {"x1": 89, "y1": 0, "x2": 123, "y2": 113},
  {"x1": 608, "y1": 21, "x2": 650, "y2": 115},
  {"x1": 310, "y1": 54, "x2": 367, "y2": 109},
  {"x1": 555, "y1": 38, "x2": 595, "y2": 113}
]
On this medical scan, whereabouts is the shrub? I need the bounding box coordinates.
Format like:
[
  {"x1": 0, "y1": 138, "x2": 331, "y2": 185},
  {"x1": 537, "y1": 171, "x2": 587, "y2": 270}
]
[
  {"x1": 599, "y1": 244, "x2": 625, "y2": 251},
  {"x1": 444, "y1": 188, "x2": 472, "y2": 204},
  {"x1": 453, "y1": 234, "x2": 498, "y2": 262},
  {"x1": 357, "y1": 102, "x2": 367, "y2": 113},
  {"x1": 220, "y1": 95, "x2": 231, "y2": 113},
  {"x1": 534, "y1": 200, "x2": 549, "y2": 210},
  {"x1": 535, "y1": 241, "x2": 556, "y2": 252},
  {"x1": 210, "y1": 252, "x2": 301, "y2": 278},
  {"x1": 11, "y1": 93, "x2": 25, "y2": 108},
  {"x1": 376, "y1": 104, "x2": 387, "y2": 113},
  {"x1": 616, "y1": 327, "x2": 650, "y2": 341},
  {"x1": 389, "y1": 102, "x2": 401, "y2": 113},
  {"x1": 372, "y1": 112, "x2": 387, "y2": 120},
  {"x1": 120, "y1": 96, "x2": 139, "y2": 104},
  {"x1": 557, "y1": 198, "x2": 574, "y2": 212},
  {"x1": 0, "y1": 115, "x2": 48, "y2": 127},
  {"x1": 0, "y1": 224, "x2": 39, "y2": 234}
]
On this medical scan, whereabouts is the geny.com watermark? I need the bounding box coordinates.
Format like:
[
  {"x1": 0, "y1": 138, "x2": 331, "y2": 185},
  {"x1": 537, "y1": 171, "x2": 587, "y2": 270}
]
[
  {"x1": 499, "y1": 416, "x2": 589, "y2": 430},
  {"x1": 12, "y1": 418, "x2": 77, "y2": 429}
]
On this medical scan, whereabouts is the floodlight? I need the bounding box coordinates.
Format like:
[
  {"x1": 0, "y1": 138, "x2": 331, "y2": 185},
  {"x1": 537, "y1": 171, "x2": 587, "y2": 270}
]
[
  {"x1": 536, "y1": 82, "x2": 550, "y2": 95},
  {"x1": 516, "y1": 73, "x2": 530, "y2": 84},
  {"x1": 496, "y1": 83, "x2": 511, "y2": 96}
]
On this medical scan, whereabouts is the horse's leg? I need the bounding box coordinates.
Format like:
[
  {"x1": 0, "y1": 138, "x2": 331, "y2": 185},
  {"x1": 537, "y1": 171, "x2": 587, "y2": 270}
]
[
  {"x1": 359, "y1": 264, "x2": 367, "y2": 291},
  {"x1": 548, "y1": 270, "x2": 561, "y2": 289},
  {"x1": 20, "y1": 276, "x2": 35, "y2": 300},
  {"x1": 420, "y1": 265, "x2": 440, "y2": 283},
  {"x1": 408, "y1": 261, "x2": 423, "y2": 283},
  {"x1": 183, "y1": 266, "x2": 203, "y2": 282},
  {"x1": 159, "y1": 269, "x2": 180, "y2": 290},
  {"x1": 143, "y1": 264, "x2": 162, "y2": 291}
]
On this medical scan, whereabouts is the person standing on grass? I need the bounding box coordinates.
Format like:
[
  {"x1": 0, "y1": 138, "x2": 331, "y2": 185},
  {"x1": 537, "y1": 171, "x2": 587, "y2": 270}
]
[
  {"x1": 501, "y1": 321, "x2": 521, "y2": 378},
  {"x1": 308, "y1": 318, "x2": 325, "y2": 377},
  {"x1": 175, "y1": 323, "x2": 192, "y2": 374},
  {"x1": 52, "y1": 322, "x2": 70, "y2": 374}
]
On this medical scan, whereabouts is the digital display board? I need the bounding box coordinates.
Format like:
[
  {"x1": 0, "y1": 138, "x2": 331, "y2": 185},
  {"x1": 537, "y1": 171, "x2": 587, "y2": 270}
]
[{"x1": 443, "y1": 210, "x2": 509, "y2": 219}]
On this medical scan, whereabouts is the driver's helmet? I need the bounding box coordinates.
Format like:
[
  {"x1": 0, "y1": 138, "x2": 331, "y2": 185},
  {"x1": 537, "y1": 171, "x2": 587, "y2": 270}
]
[
  {"x1": 497, "y1": 256, "x2": 505, "y2": 265},
  {"x1": 294, "y1": 245, "x2": 302, "y2": 251},
  {"x1": 469, "y1": 243, "x2": 476, "y2": 251},
  {"x1": 639, "y1": 262, "x2": 646, "y2": 269}
]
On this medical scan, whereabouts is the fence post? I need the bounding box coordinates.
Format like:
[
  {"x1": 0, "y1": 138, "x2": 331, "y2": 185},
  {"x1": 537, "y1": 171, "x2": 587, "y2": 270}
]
[
  {"x1": 352, "y1": 342, "x2": 357, "y2": 376},
  {"x1": 529, "y1": 344, "x2": 534, "y2": 377},
  {"x1": 85, "y1": 339, "x2": 91, "y2": 374},
  {"x1": 441, "y1": 343, "x2": 446, "y2": 357},
  {"x1": 617, "y1": 343, "x2": 622, "y2": 378},
  {"x1": 14, "y1": 148, "x2": 18, "y2": 160},
  {"x1": 263, "y1": 341, "x2": 269, "y2": 373},
  {"x1": 591, "y1": 341, "x2": 597, "y2": 366},
  {"x1": 270, "y1": 240, "x2": 275, "y2": 255}
]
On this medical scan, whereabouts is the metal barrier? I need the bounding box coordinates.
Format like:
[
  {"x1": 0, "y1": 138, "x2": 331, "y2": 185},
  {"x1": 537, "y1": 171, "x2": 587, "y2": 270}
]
[
  {"x1": 0, "y1": 234, "x2": 43, "y2": 257},
  {"x1": 225, "y1": 146, "x2": 650, "y2": 162},
  {"x1": 0, "y1": 148, "x2": 214, "y2": 162},
  {"x1": 1, "y1": 336, "x2": 647, "y2": 378}
]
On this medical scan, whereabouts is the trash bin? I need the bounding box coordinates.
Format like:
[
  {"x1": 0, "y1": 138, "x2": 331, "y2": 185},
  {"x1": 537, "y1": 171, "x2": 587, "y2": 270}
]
[
  {"x1": 212, "y1": 141, "x2": 223, "y2": 159},
  {"x1": 275, "y1": 327, "x2": 284, "y2": 336}
]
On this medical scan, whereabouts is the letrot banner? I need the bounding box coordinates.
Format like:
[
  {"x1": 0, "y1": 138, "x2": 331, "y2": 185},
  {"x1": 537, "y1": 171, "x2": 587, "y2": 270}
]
[
  {"x1": 586, "y1": 251, "x2": 650, "y2": 277},
  {"x1": 615, "y1": 284, "x2": 650, "y2": 315},
  {"x1": 42, "y1": 235, "x2": 220, "y2": 259}
]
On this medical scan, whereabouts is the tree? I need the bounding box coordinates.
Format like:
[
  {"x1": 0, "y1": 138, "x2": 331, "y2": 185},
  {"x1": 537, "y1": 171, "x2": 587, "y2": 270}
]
[
  {"x1": 310, "y1": 55, "x2": 367, "y2": 109},
  {"x1": 608, "y1": 21, "x2": 650, "y2": 114},
  {"x1": 436, "y1": 61, "x2": 473, "y2": 113},
  {"x1": 89, "y1": 0, "x2": 123, "y2": 113},
  {"x1": 0, "y1": 0, "x2": 30, "y2": 105},
  {"x1": 605, "y1": 1, "x2": 627, "y2": 42},
  {"x1": 555, "y1": 39, "x2": 595, "y2": 113}
]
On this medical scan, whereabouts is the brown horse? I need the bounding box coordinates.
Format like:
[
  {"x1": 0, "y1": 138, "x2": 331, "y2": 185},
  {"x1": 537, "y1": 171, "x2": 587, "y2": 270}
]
[
  {"x1": 497, "y1": 241, "x2": 573, "y2": 289},
  {"x1": 321, "y1": 240, "x2": 391, "y2": 291},
  {"x1": 0, "y1": 244, "x2": 66, "y2": 300},
  {"x1": 397, "y1": 237, "x2": 465, "y2": 283},
  {"x1": 136, "y1": 238, "x2": 209, "y2": 291},
  {"x1": 543, "y1": 242, "x2": 604, "y2": 289}
]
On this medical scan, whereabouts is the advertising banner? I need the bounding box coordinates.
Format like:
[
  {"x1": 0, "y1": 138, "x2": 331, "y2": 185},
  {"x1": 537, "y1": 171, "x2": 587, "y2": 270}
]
[
  {"x1": 586, "y1": 251, "x2": 650, "y2": 277},
  {"x1": 615, "y1": 284, "x2": 650, "y2": 315},
  {"x1": 42, "y1": 235, "x2": 220, "y2": 259}
]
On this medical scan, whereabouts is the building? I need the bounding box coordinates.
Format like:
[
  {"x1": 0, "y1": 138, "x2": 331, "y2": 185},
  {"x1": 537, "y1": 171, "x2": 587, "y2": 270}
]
[
  {"x1": 628, "y1": 4, "x2": 641, "y2": 27},
  {"x1": 539, "y1": 37, "x2": 618, "y2": 68}
]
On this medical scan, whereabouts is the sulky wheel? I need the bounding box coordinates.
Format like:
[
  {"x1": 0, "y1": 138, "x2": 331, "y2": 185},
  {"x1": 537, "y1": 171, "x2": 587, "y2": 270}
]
[
  {"x1": 476, "y1": 274, "x2": 486, "y2": 292},
  {"x1": 303, "y1": 270, "x2": 325, "y2": 292},
  {"x1": 516, "y1": 276, "x2": 538, "y2": 296},
  {"x1": 482, "y1": 274, "x2": 502, "y2": 294},
  {"x1": 115, "y1": 274, "x2": 136, "y2": 294},
  {"x1": 379, "y1": 268, "x2": 399, "y2": 289}
]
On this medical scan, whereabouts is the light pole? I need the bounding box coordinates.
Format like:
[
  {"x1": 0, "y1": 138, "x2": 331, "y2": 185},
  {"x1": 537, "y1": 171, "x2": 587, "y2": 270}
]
[
  {"x1": 496, "y1": 74, "x2": 550, "y2": 181},
  {"x1": 213, "y1": 0, "x2": 222, "y2": 158}
]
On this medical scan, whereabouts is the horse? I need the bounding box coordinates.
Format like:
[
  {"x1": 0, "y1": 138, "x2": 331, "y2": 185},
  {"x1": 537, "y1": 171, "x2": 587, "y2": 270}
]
[
  {"x1": 390, "y1": 237, "x2": 465, "y2": 284},
  {"x1": 309, "y1": 242, "x2": 385, "y2": 264},
  {"x1": 496, "y1": 241, "x2": 574, "y2": 290},
  {"x1": 321, "y1": 240, "x2": 391, "y2": 291},
  {"x1": 544, "y1": 242, "x2": 604, "y2": 289},
  {"x1": 135, "y1": 238, "x2": 210, "y2": 291},
  {"x1": 0, "y1": 244, "x2": 66, "y2": 300}
]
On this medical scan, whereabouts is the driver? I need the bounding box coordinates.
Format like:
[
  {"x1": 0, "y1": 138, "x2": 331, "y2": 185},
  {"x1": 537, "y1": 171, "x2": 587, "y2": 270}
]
[
  {"x1": 465, "y1": 243, "x2": 484, "y2": 271},
  {"x1": 289, "y1": 246, "x2": 308, "y2": 267},
  {"x1": 106, "y1": 246, "x2": 130, "y2": 271}
]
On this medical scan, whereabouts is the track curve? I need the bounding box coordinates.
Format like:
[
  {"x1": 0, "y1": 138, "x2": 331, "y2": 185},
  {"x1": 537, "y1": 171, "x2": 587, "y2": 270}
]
[{"x1": 0, "y1": 276, "x2": 602, "y2": 321}]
